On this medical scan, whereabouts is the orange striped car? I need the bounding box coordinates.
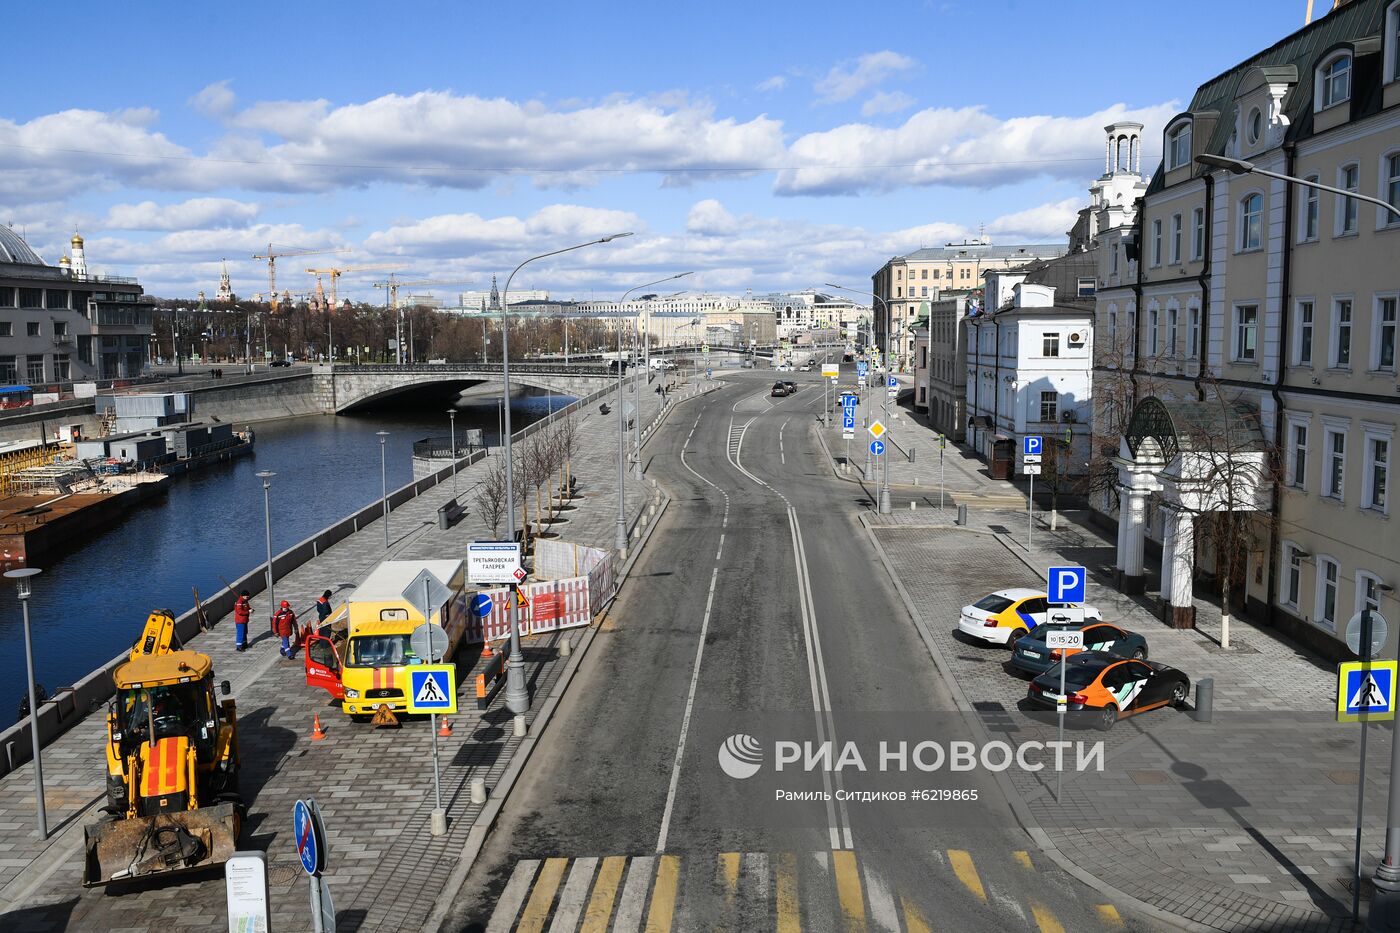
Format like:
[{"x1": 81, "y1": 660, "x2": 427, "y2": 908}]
[{"x1": 1027, "y1": 653, "x2": 1191, "y2": 730}]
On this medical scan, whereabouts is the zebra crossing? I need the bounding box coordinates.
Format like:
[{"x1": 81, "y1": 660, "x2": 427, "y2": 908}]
[{"x1": 482, "y1": 847, "x2": 1130, "y2": 932}]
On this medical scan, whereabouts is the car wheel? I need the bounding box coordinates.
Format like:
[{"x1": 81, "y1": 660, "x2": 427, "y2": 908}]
[
  {"x1": 1132, "y1": 647, "x2": 1146, "y2": 660},
  {"x1": 1171, "y1": 681, "x2": 1189, "y2": 708},
  {"x1": 1095, "y1": 705, "x2": 1118, "y2": 731},
  {"x1": 1009, "y1": 628, "x2": 1028, "y2": 647}
]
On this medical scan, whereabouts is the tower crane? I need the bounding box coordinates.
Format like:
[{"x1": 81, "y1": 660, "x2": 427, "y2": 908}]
[
  {"x1": 305, "y1": 264, "x2": 403, "y2": 362},
  {"x1": 250, "y1": 245, "x2": 348, "y2": 313},
  {"x1": 373, "y1": 275, "x2": 475, "y2": 364}
]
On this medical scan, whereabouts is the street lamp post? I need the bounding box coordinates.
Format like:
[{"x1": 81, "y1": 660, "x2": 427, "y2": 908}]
[
  {"x1": 1197, "y1": 154, "x2": 1400, "y2": 222},
  {"x1": 447, "y1": 409, "x2": 458, "y2": 498},
  {"x1": 377, "y1": 431, "x2": 390, "y2": 549},
  {"x1": 5, "y1": 567, "x2": 46, "y2": 838},
  {"x1": 500, "y1": 233, "x2": 633, "y2": 715},
  {"x1": 827, "y1": 284, "x2": 892, "y2": 514},
  {"x1": 256, "y1": 471, "x2": 275, "y2": 627}
]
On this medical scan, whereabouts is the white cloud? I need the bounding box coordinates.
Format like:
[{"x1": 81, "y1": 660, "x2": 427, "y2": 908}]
[
  {"x1": 985, "y1": 197, "x2": 1084, "y2": 240},
  {"x1": 756, "y1": 75, "x2": 788, "y2": 93},
  {"x1": 103, "y1": 197, "x2": 260, "y2": 231},
  {"x1": 861, "y1": 90, "x2": 916, "y2": 117},
  {"x1": 815, "y1": 51, "x2": 916, "y2": 103},
  {"x1": 190, "y1": 81, "x2": 236, "y2": 118},
  {"x1": 364, "y1": 204, "x2": 643, "y2": 256},
  {"x1": 776, "y1": 101, "x2": 1177, "y2": 196},
  {"x1": 686, "y1": 199, "x2": 739, "y2": 235}
]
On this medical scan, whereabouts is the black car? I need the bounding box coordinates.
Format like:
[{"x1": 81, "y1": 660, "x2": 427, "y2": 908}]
[
  {"x1": 270, "y1": 359, "x2": 292, "y2": 367},
  {"x1": 771, "y1": 381, "x2": 790, "y2": 397},
  {"x1": 781, "y1": 380, "x2": 797, "y2": 394},
  {"x1": 1027, "y1": 652, "x2": 1190, "y2": 730}
]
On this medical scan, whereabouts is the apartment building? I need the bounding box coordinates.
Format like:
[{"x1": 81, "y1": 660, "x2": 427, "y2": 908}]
[{"x1": 1092, "y1": 0, "x2": 1400, "y2": 658}]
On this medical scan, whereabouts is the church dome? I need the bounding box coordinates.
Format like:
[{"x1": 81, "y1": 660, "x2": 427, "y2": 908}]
[
  {"x1": 71, "y1": 232, "x2": 84, "y2": 247},
  {"x1": 0, "y1": 226, "x2": 45, "y2": 266}
]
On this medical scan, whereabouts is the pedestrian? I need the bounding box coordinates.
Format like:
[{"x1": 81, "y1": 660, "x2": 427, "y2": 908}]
[
  {"x1": 273, "y1": 600, "x2": 298, "y2": 659},
  {"x1": 309, "y1": 589, "x2": 333, "y2": 642},
  {"x1": 233, "y1": 590, "x2": 251, "y2": 652}
]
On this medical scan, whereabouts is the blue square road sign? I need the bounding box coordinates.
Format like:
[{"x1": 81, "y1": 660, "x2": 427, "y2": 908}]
[
  {"x1": 1047, "y1": 566, "x2": 1087, "y2": 604},
  {"x1": 1024, "y1": 435, "x2": 1043, "y2": 456}
]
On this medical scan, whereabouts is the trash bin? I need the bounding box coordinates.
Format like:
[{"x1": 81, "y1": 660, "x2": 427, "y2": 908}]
[
  {"x1": 956, "y1": 504, "x2": 968, "y2": 526},
  {"x1": 437, "y1": 498, "x2": 459, "y2": 531}
]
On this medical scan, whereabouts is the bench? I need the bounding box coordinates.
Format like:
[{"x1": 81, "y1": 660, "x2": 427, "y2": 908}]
[{"x1": 437, "y1": 497, "x2": 468, "y2": 530}]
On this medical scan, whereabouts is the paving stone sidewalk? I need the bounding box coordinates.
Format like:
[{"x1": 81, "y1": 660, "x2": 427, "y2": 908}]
[{"x1": 0, "y1": 374, "x2": 690, "y2": 932}]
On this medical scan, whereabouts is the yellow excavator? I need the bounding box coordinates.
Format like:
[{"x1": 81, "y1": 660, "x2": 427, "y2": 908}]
[{"x1": 82, "y1": 610, "x2": 243, "y2": 886}]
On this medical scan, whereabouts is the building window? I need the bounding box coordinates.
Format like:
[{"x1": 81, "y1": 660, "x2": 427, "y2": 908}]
[
  {"x1": 1165, "y1": 307, "x2": 1178, "y2": 357},
  {"x1": 0, "y1": 322, "x2": 9, "y2": 337},
  {"x1": 53, "y1": 354, "x2": 69, "y2": 381},
  {"x1": 1169, "y1": 213, "x2": 1182, "y2": 263},
  {"x1": 1296, "y1": 300, "x2": 1314, "y2": 365},
  {"x1": 1317, "y1": 558, "x2": 1339, "y2": 629},
  {"x1": 1234, "y1": 305, "x2": 1258, "y2": 361},
  {"x1": 1376, "y1": 296, "x2": 1398, "y2": 371},
  {"x1": 920, "y1": 287, "x2": 928, "y2": 297},
  {"x1": 1333, "y1": 298, "x2": 1353, "y2": 368},
  {"x1": 1384, "y1": 153, "x2": 1400, "y2": 226},
  {"x1": 1111, "y1": 246, "x2": 1119, "y2": 277},
  {"x1": 1107, "y1": 309, "x2": 1117, "y2": 348},
  {"x1": 1326, "y1": 428, "x2": 1347, "y2": 500},
  {"x1": 896, "y1": 286, "x2": 902, "y2": 298},
  {"x1": 1290, "y1": 421, "x2": 1309, "y2": 488},
  {"x1": 1282, "y1": 544, "x2": 1303, "y2": 607},
  {"x1": 1239, "y1": 193, "x2": 1263, "y2": 250},
  {"x1": 1151, "y1": 219, "x2": 1162, "y2": 265},
  {"x1": 1338, "y1": 164, "x2": 1360, "y2": 235},
  {"x1": 1147, "y1": 306, "x2": 1160, "y2": 355},
  {"x1": 1187, "y1": 305, "x2": 1200, "y2": 359},
  {"x1": 25, "y1": 357, "x2": 43, "y2": 383},
  {"x1": 1320, "y1": 53, "x2": 1352, "y2": 109},
  {"x1": 1302, "y1": 177, "x2": 1320, "y2": 241},
  {"x1": 1359, "y1": 572, "x2": 1383, "y2": 615},
  {"x1": 1168, "y1": 122, "x2": 1192, "y2": 170},
  {"x1": 1191, "y1": 207, "x2": 1205, "y2": 260},
  {"x1": 1365, "y1": 435, "x2": 1390, "y2": 512},
  {"x1": 25, "y1": 321, "x2": 40, "y2": 337},
  {"x1": 0, "y1": 356, "x2": 14, "y2": 382},
  {"x1": 920, "y1": 268, "x2": 927, "y2": 280},
  {"x1": 1043, "y1": 333, "x2": 1060, "y2": 357},
  {"x1": 1039, "y1": 391, "x2": 1058, "y2": 423},
  {"x1": 0, "y1": 287, "x2": 13, "y2": 307},
  {"x1": 18, "y1": 288, "x2": 41, "y2": 308},
  {"x1": 1076, "y1": 277, "x2": 1096, "y2": 298}
]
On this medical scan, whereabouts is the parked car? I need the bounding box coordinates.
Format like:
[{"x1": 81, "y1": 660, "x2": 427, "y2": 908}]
[
  {"x1": 800, "y1": 361, "x2": 814, "y2": 371},
  {"x1": 1027, "y1": 653, "x2": 1190, "y2": 730},
  {"x1": 1008, "y1": 622, "x2": 1147, "y2": 677},
  {"x1": 270, "y1": 359, "x2": 292, "y2": 367},
  {"x1": 781, "y1": 380, "x2": 797, "y2": 394},
  {"x1": 771, "y1": 381, "x2": 790, "y2": 397},
  {"x1": 741, "y1": 360, "x2": 755, "y2": 368},
  {"x1": 957, "y1": 588, "x2": 1103, "y2": 646}
]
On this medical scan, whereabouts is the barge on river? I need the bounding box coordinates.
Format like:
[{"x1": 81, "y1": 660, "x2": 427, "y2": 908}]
[{"x1": 0, "y1": 466, "x2": 170, "y2": 568}]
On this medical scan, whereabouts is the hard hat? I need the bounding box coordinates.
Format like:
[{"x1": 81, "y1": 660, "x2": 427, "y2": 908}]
[{"x1": 280, "y1": 600, "x2": 290, "y2": 608}]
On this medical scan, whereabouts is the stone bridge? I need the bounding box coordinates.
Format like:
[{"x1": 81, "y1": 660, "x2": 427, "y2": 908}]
[{"x1": 311, "y1": 363, "x2": 618, "y2": 413}]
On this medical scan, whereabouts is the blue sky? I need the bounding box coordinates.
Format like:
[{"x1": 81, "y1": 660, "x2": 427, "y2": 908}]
[{"x1": 0, "y1": 0, "x2": 1304, "y2": 300}]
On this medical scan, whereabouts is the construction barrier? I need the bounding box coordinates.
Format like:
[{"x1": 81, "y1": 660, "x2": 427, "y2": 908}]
[
  {"x1": 463, "y1": 542, "x2": 614, "y2": 645},
  {"x1": 474, "y1": 647, "x2": 508, "y2": 709}
]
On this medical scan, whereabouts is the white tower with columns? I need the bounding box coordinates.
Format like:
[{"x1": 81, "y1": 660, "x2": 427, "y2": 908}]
[{"x1": 69, "y1": 232, "x2": 86, "y2": 276}]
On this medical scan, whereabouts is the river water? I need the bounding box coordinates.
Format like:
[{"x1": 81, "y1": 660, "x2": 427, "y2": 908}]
[{"x1": 0, "y1": 391, "x2": 567, "y2": 721}]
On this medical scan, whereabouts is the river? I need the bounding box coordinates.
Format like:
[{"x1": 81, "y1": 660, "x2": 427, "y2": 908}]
[{"x1": 0, "y1": 391, "x2": 568, "y2": 721}]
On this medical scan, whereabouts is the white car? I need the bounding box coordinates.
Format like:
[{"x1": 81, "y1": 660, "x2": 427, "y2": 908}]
[
  {"x1": 957, "y1": 587, "x2": 1103, "y2": 646},
  {"x1": 775, "y1": 363, "x2": 792, "y2": 372}
]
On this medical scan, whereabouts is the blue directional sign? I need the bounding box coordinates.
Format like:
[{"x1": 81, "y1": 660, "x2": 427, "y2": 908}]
[
  {"x1": 1339, "y1": 661, "x2": 1397, "y2": 721},
  {"x1": 469, "y1": 593, "x2": 494, "y2": 618},
  {"x1": 1024, "y1": 435, "x2": 1043, "y2": 456},
  {"x1": 293, "y1": 799, "x2": 325, "y2": 876},
  {"x1": 856, "y1": 362, "x2": 868, "y2": 374},
  {"x1": 706, "y1": 367, "x2": 713, "y2": 377},
  {"x1": 842, "y1": 411, "x2": 856, "y2": 430},
  {"x1": 870, "y1": 440, "x2": 885, "y2": 456},
  {"x1": 1047, "y1": 566, "x2": 1087, "y2": 604}
]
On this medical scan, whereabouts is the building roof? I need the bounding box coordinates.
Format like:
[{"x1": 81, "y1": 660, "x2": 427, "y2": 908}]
[
  {"x1": 352, "y1": 560, "x2": 464, "y2": 602},
  {"x1": 0, "y1": 226, "x2": 44, "y2": 266},
  {"x1": 896, "y1": 242, "x2": 1066, "y2": 263}
]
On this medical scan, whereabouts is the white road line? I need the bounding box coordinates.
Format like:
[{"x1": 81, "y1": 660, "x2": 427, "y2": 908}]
[
  {"x1": 548, "y1": 857, "x2": 598, "y2": 933},
  {"x1": 743, "y1": 852, "x2": 770, "y2": 906},
  {"x1": 612, "y1": 855, "x2": 655, "y2": 933},
  {"x1": 863, "y1": 864, "x2": 901, "y2": 932},
  {"x1": 485, "y1": 859, "x2": 539, "y2": 933}
]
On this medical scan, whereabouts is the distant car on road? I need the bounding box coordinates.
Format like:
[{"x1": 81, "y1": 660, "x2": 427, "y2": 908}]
[
  {"x1": 270, "y1": 359, "x2": 292, "y2": 367},
  {"x1": 1008, "y1": 622, "x2": 1147, "y2": 677},
  {"x1": 1027, "y1": 653, "x2": 1190, "y2": 730},
  {"x1": 957, "y1": 588, "x2": 1103, "y2": 646},
  {"x1": 741, "y1": 359, "x2": 755, "y2": 368},
  {"x1": 770, "y1": 381, "x2": 790, "y2": 397},
  {"x1": 781, "y1": 380, "x2": 797, "y2": 394},
  {"x1": 800, "y1": 360, "x2": 814, "y2": 371},
  {"x1": 776, "y1": 362, "x2": 792, "y2": 372}
]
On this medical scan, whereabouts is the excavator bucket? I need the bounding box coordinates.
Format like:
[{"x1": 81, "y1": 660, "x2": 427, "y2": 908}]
[{"x1": 81, "y1": 801, "x2": 241, "y2": 887}]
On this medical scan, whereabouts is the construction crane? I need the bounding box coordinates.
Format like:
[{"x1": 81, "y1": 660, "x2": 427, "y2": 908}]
[
  {"x1": 250, "y1": 245, "x2": 348, "y2": 313},
  {"x1": 306, "y1": 264, "x2": 403, "y2": 363},
  {"x1": 373, "y1": 276, "x2": 475, "y2": 364}
]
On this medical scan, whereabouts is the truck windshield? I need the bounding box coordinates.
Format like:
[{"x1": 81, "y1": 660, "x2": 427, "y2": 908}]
[
  {"x1": 348, "y1": 633, "x2": 425, "y2": 668},
  {"x1": 117, "y1": 682, "x2": 206, "y2": 744}
]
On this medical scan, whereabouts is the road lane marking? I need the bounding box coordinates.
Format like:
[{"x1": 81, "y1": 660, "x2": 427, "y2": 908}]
[
  {"x1": 579, "y1": 856, "x2": 627, "y2": 933},
  {"x1": 613, "y1": 855, "x2": 655, "y2": 933},
  {"x1": 776, "y1": 852, "x2": 801, "y2": 933},
  {"x1": 547, "y1": 857, "x2": 598, "y2": 932},
  {"x1": 832, "y1": 850, "x2": 867, "y2": 932},
  {"x1": 1013, "y1": 850, "x2": 1034, "y2": 871},
  {"x1": 718, "y1": 852, "x2": 740, "y2": 906},
  {"x1": 1029, "y1": 900, "x2": 1065, "y2": 933},
  {"x1": 861, "y1": 860, "x2": 900, "y2": 932},
  {"x1": 486, "y1": 859, "x2": 540, "y2": 933},
  {"x1": 516, "y1": 857, "x2": 568, "y2": 932},
  {"x1": 644, "y1": 854, "x2": 680, "y2": 933},
  {"x1": 1094, "y1": 904, "x2": 1124, "y2": 927},
  {"x1": 900, "y1": 897, "x2": 931, "y2": 933},
  {"x1": 948, "y1": 850, "x2": 986, "y2": 902}
]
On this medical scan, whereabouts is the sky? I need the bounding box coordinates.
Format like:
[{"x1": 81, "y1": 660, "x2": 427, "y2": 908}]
[{"x1": 0, "y1": 0, "x2": 1306, "y2": 303}]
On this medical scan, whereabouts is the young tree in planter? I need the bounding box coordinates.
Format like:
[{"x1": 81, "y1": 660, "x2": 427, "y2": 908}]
[
  {"x1": 554, "y1": 412, "x2": 579, "y2": 500},
  {"x1": 474, "y1": 460, "x2": 507, "y2": 539}
]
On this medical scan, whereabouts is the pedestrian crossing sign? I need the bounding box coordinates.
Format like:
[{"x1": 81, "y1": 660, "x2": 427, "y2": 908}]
[
  {"x1": 406, "y1": 664, "x2": 457, "y2": 714},
  {"x1": 1337, "y1": 660, "x2": 1397, "y2": 722}
]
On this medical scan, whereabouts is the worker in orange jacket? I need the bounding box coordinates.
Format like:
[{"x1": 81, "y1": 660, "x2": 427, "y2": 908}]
[
  {"x1": 233, "y1": 590, "x2": 251, "y2": 652},
  {"x1": 273, "y1": 601, "x2": 298, "y2": 659}
]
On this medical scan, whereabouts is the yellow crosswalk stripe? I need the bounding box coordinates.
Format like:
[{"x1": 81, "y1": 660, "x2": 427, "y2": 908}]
[
  {"x1": 644, "y1": 855, "x2": 680, "y2": 933},
  {"x1": 900, "y1": 895, "x2": 931, "y2": 933},
  {"x1": 516, "y1": 858, "x2": 568, "y2": 933},
  {"x1": 776, "y1": 852, "x2": 801, "y2": 933},
  {"x1": 831, "y1": 850, "x2": 867, "y2": 933},
  {"x1": 718, "y1": 852, "x2": 740, "y2": 905},
  {"x1": 1029, "y1": 899, "x2": 1064, "y2": 933},
  {"x1": 1094, "y1": 904, "x2": 1124, "y2": 927},
  {"x1": 947, "y1": 850, "x2": 986, "y2": 902},
  {"x1": 579, "y1": 856, "x2": 627, "y2": 933},
  {"x1": 1013, "y1": 850, "x2": 1034, "y2": 871}
]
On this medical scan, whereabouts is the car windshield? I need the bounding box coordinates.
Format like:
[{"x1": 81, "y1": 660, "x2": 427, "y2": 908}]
[
  {"x1": 972, "y1": 594, "x2": 1014, "y2": 613},
  {"x1": 349, "y1": 633, "x2": 425, "y2": 667}
]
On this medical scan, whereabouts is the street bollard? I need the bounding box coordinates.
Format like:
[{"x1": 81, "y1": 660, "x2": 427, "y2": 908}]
[
  {"x1": 560, "y1": 637, "x2": 572, "y2": 658},
  {"x1": 1194, "y1": 678, "x2": 1214, "y2": 722},
  {"x1": 910, "y1": 501, "x2": 916, "y2": 512},
  {"x1": 430, "y1": 807, "x2": 448, "y2": 836},
  {"x1": 512, "y1": 715, "x2": 527, "y2": 738},
  {"x1": 956, "y1": 503, "x2": 968, "y2": 526},
  {"x1": 470, "y1": 778, "x2": 487, "y2": 805}
]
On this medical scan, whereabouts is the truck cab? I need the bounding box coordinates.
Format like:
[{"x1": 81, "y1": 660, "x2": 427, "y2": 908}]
[{"x1": 304, "y1": 559, "x2": 469, "y2": 719}]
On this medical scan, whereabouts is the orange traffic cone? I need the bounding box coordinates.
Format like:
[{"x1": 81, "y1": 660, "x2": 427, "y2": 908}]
[
  {"x1": 481, "y1": 640, "x2": 494, "y2": 658},
  {"x1": 438, "y1": 717, "x2": 454, "y2": 738},
  {"x1": 311, "y1": 714, "x2": 327, "y2": 740}
]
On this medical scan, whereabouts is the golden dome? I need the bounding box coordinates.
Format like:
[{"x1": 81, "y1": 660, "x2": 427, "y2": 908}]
[
  {"x1": 70, "y1": 232, "x2": 84, "y2": 247},
  {"x1": 58, "y1": 255, "x2": 70, "y2": 266}
]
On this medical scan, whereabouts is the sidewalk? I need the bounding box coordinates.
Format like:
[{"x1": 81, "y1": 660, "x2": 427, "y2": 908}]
[{"x1": 0, "y1": 375, "x2": 693, "y2": 932}]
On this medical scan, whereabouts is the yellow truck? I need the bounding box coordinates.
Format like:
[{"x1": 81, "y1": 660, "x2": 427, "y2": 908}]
[{"x1": 303, "y1": 559, "x2": 468, "y2": 720}]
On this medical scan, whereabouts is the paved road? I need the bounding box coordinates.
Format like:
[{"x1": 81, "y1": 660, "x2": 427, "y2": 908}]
[{"x1": 448, "y1": 370, "x2": 1158, "y2": 931}]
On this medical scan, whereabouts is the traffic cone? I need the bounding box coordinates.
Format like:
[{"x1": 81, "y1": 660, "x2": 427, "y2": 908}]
[
  {"x1": 438, "y1": 717, "x2": 454, "y2": 738},
  {"x1": 311, "y1": 714, "x2": 327, "y2": 741},
  {"x1": 481, "y1": 640, "x2": 493, "y2": 658}
]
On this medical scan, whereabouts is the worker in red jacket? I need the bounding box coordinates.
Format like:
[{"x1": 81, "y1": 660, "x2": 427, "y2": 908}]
[
  {"x1": 233, "y1": 591, "x2": 251, "y2": 652},
  {"x1": 273, "y1": 601, "x2": 298, "y2": 659}
]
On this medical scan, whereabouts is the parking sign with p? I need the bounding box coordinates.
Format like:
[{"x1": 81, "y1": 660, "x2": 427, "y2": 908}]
[
  {"x1": 1024, "y1": 435, "x2": 1043, "y2": 457},
  {"x1": 1048, "y1": 565, "x2": 1086, "y2": 604}
]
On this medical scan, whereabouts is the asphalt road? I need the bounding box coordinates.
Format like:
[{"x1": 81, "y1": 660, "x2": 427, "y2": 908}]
[{"x1": 448, "y1": 365, "x2": 1161, "y2": 932}]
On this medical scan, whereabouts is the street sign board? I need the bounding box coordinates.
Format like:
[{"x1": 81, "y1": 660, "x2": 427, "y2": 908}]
[
  {"x1": 402, "y1": 568, "x2": 453, "y2": 624},
  {"x1": 1024, "y1": 435, "x2": 1043, "y2": 456},
  {"x1": 468, "y1": 542, "x2": 522, "y2": 585},
  {"x1": 843, "y1": 429, "x2": 854, "y2": 440},
  {"x1": 856, "y1": 362, "x2": 868, "y2": 374},
  {"x1": 842, "y1": 412, "x2": 855, "y2": 430},
  {"x1": 1045, "y1": 605, "x2": 1086, "y2": 625},
  {"x1": 410, "y1": 623, "x2": 450, "y2": 664},
  {"x1": 512, "y1": 566, "x2": 527, "y2": 583},
  {"x1": 293, "y1": 799, "x2": 325, "y2": 876},
  {"x1": 888, "y1": 376, "x2": 898, "y2": 388},
  {"x1": 225, "y1": 852, "x2": 270, "y2": 933},
  {"x1": 1047, "y1": 566, "x2": 1087, "y2": 604},
  {"x1": 1346, "y1": 610, "x2": 1390, "y2": 659},
  {"x1": 822, "y1": 364, "x2": 839, "y2": 378},
  {"x1": 1023, "y1": 454, "x2": 1042, "y2": 464},
  {"x1": 858, "y1": 376, "x2": 867, "y2": 387},
  {"x1": 406, "y1": 664, "x2": 458, "y2": 714},
  {"x1": 469, "y1": 593, "x2": 493, "y2": 618},
  {"x1": 1045, "y1": 630, "x2": 1085, "y2": 650},
  {"x1": 870, "y1": 440, "x2": 885, "y2": 456},
  {"x1": 1023, "y1": 464, "x2": 1042, "y2": 475},
  {"x1": 1337, "y1": 660, "x2": 1397, "y2": 722},
  {"x1": 868, "y1": 420, "x2": 886, "y2": 439}
]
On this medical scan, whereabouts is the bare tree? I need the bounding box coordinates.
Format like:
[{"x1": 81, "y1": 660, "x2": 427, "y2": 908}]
[
  {"x1": 554, "y1": 411, "x2": 579, "y2": 500},
  {"x1": 474, "y1": 460, "x2": 507, "y2": 538},
  {"x1": 1090, "y1": 335, "x2": 1163, "y2": 512}
]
